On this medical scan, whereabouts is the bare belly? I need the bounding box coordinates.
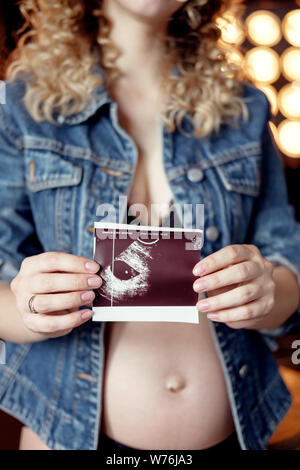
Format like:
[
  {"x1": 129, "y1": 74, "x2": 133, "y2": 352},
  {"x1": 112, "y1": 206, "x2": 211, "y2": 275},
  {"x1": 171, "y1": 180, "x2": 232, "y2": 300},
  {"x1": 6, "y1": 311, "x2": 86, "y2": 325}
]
[{"x1": 101, "y1": 316, "x2": 235, "y2": 450}]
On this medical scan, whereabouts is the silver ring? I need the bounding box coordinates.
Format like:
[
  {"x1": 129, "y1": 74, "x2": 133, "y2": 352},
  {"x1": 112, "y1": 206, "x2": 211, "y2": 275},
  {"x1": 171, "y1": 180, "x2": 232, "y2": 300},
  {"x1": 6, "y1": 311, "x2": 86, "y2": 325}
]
[{"x1": 28, "y1": 295, "x2": 39, "y2": 314}]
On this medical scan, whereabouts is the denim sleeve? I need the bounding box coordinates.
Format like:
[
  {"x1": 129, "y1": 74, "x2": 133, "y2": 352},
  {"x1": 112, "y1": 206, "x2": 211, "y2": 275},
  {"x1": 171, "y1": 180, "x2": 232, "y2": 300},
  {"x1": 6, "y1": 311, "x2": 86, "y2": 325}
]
[
  {"x1": 248, "y1": 97, "x2": 300, "y2": 345},
  {"x1": 0, "y1": 102, "x2": 42, "y2": 284}
]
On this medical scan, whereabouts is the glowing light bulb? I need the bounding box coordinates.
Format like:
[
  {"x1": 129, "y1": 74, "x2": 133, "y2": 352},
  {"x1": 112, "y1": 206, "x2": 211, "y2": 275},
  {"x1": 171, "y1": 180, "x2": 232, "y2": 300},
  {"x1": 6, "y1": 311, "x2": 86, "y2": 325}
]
[
  {"x1": 278, "y1": 83, "x2": 300, "y2": 119},
  {"x1": 283, "y1": 10, "x2": 300, "y2": 47},
  {"x1": 278, "y1": 120, "x2": 300, "y2": 158},
  {"x1": 255, "y1": 84, "x2": 278, "y2": 115},
  {"x1": 281, "y1": 47, "x2": 300, "y2": 81},
  {"x1": 245, "y1": 47, "x2": 280, "y2": 84},
  {"x1": 216, "y1": 13, "x2": 245, "y2": 46},
  {"x1": 246, "y1": 11, "x2": 281, "y2": 47}
]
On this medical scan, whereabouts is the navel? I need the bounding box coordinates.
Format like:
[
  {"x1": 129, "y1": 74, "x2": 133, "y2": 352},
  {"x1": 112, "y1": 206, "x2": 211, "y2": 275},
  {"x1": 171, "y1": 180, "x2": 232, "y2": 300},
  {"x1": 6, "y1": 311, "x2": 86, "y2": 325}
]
[{"x1": 165, "y1": 374, "x2": 186, "y2": 393}]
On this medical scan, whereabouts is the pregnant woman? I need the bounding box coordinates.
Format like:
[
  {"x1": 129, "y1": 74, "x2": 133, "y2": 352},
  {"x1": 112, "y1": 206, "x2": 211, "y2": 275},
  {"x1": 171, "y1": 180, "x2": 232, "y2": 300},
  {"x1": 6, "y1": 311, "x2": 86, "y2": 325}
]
[{"x1": 0, "y1": 0, "x2": 300, "y2": 451}]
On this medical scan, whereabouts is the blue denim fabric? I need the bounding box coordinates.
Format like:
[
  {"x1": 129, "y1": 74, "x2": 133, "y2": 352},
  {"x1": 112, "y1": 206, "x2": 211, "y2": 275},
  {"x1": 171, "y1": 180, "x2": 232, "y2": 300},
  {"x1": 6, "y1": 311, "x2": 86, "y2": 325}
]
[{"x1": 0, "y1": 70, "x2": 300, "y2": 450}]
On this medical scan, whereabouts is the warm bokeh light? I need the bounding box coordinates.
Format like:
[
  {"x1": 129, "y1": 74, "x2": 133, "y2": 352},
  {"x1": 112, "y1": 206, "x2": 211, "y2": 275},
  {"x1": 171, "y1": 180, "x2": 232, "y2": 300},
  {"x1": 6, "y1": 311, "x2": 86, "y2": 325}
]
[
  {"x1": 278, "y1": 83, "x2": 300, "y2": 119},
  {"x1": 283, "y1": 10, "x2": 300, "y2": 47},
  {"x1": 255, "y1": 84, "x2": 278, "y2": 115},
  {"x1": 278, "y1": 120, "x2": 300, "y2": 158},
  {"x1": 241, "y1": 7, "x2": 300, "y2": 164},
  {"x1": 216, "y1": 13, "x2": 245, "y2": 46},
  {"x1": 281, "y1": 47, "x2": 300, "y2": 81},
  {"x1": 245, "y1": 47, "x2": 280, "y2": 83},
  {"x1": 246, "y1": 10, "x2": 282, "y2": 47}
]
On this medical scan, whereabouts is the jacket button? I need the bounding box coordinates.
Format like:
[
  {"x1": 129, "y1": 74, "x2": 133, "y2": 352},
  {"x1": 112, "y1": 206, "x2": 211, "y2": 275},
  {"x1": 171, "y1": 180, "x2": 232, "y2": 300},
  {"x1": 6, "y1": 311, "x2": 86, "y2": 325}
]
[
  {"x1": 206, "y1": 226, "x2": 219, "y2": 242},
  {"x1": 187, "y1": 167, "x2": 204, "y2": 183},
  {"x1": 239, "y1": 364, "x2": 248, "y2": 379}
]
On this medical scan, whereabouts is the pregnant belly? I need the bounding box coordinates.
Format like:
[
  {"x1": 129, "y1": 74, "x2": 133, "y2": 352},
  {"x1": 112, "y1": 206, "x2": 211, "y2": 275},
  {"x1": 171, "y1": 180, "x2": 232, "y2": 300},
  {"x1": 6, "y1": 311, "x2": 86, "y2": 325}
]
[{"x1": 101, "y1": 317, "x2": 235, "y2": 450}]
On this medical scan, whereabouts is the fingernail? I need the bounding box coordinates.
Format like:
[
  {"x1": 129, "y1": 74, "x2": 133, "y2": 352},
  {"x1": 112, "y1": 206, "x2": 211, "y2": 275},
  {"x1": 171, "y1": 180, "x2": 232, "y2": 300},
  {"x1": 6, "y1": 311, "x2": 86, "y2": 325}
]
[
  {"x1": 196, "y1": 300, "x2": 210, "y2": 312},
  {"x1": 81, "y1": 309, "x2": 93, "y2": 320},
  {"x1": 193, "y1": 279, "x2": 208, "y2": 292},
  {"x1": 207, "y1": 314, "x2": 219, "y2": 321},
  {"x1": 88, "y1": 276, "x2": 102, "y2": 287},
  {"x1": 193, "y1": 262, "x2": 207, "y2": 276},
  {"x1": 85, "y1": 261, "x2": 99, "y2": 272},
  {"x1": 81, "y1": 291, "x2": 95, "y2": 302}
]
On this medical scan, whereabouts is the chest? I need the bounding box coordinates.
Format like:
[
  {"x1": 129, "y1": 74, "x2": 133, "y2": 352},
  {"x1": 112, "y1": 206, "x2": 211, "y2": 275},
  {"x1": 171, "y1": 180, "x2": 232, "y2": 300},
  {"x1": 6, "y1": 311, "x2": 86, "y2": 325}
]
[
  {"x1": 109, "y1": 86, "x2": 174, "y2": 221},
  {"x1": 23, "y1": 109, "x2": 262, "y2": 257}
]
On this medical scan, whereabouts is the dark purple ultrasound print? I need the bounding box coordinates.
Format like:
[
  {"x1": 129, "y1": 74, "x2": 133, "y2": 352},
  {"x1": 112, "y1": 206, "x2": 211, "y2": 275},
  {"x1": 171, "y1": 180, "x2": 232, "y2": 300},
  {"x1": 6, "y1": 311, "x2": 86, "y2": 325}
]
[{"x1": 93, "y1": 226, "x2": 202, "y2": 308}]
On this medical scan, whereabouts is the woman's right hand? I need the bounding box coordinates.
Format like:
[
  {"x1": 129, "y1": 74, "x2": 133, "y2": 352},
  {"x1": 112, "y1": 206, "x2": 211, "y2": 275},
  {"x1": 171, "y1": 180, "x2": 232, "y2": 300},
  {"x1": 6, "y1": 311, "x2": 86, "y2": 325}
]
[{"x1": 10, "y1": 252, "x2": 102, "y2": 340}]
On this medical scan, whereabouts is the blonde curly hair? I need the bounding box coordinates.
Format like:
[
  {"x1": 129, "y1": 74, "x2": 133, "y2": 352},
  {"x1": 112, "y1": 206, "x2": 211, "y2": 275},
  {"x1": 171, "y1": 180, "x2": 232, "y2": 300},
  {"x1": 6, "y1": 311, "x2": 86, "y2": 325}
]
[{"x1": 7, "y1": 0, "x2": 249, "y2": 137}]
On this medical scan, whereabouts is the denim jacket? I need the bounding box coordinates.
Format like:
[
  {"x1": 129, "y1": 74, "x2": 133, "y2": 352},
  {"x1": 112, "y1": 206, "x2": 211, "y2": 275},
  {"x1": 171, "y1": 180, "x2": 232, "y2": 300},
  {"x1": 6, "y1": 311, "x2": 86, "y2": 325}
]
[{"x1": 0, "y1": 71, "x2": 300, "y2": 450}]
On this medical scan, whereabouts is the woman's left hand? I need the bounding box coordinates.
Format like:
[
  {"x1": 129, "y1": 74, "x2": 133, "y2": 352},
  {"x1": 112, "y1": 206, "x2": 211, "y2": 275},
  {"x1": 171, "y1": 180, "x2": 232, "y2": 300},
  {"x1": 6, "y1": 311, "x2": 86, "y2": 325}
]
[{"x1": 193, "y1": 244, "x2": 276, "y2": 329}]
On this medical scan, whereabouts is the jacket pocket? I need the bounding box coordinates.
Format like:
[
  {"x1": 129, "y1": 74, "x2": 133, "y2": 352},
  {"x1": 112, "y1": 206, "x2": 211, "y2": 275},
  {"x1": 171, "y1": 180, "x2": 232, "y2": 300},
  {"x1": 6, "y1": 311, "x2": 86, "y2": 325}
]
[
  {"x1": 24, "y1": 150, "x2": 82, "y2": 192},
  {"x1": 215, "y1": 156, "x2": 261, "y2": 197},
  {"x1": 24, "y1": 150, "x2": 83, "y2": 252},
  {"x1": 205, "y1": 145, "x2": 262, "y2": 243},
  {"x1": 211, "y1": 148, "x2": 261, "y2": 198}
]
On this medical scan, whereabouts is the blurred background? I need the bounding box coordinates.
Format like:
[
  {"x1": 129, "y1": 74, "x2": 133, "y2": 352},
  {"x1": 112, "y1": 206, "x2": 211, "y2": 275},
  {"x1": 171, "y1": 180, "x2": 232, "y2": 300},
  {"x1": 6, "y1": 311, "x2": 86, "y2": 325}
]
[
  {"x1": 218, "y1": 0, "x2": 300, "y2": 224},
  {"x1": 0, "y1": 0, "x2": 300, "y2": 451}
]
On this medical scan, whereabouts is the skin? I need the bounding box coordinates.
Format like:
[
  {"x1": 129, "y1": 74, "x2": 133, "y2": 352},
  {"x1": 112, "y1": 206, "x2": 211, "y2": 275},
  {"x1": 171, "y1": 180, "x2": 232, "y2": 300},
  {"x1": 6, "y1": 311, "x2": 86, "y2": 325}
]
[
  {"x1": 9, "y1": 253, "x2": 101, "y2": 339},
  {"x1": 193, "y1": 245, "x2": 300, "y2": 330},
  {"x1": 0, "y1": 0, "x2": 298, "y2": 450}
]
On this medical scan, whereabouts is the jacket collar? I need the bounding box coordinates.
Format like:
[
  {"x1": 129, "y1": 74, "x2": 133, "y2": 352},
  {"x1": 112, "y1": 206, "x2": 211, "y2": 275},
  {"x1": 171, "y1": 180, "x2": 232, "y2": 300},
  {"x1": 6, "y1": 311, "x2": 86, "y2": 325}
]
[
  {"x1": 54, "y1": 59, "x2": 182, "y2": 126},
  {"x1": 54, "y1": 63, "x2": 112, "y2": 126}
]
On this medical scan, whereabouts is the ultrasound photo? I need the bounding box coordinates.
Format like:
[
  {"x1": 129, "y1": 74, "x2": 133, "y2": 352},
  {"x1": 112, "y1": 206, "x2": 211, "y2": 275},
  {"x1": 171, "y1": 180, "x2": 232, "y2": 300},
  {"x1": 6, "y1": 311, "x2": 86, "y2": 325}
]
[{"x1": 92, "y1": 222, "x2": 203, "y2": 323}]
